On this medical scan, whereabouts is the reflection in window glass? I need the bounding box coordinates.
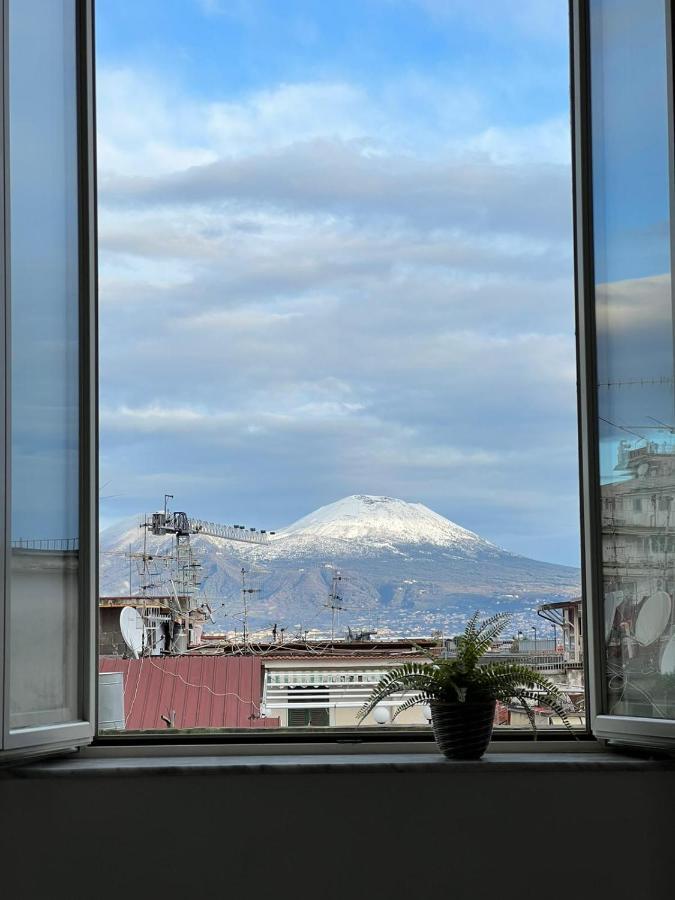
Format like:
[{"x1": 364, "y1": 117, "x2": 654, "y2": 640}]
[
  {"x1": 8, "y1": 0, "x2": 80, "y2": 730},
  {"x1": 591, "y1": 0, "x2": 675, "y2": 719}
]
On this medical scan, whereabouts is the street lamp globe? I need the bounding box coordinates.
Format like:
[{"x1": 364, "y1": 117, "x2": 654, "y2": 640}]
[{"x1": 373, "y1": 704, "x2": 392, "y2": 725}]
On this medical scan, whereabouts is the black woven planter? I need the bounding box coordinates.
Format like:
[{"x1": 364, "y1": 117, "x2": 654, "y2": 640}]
[{"x1": 430, "y1": 700, "x2": 496, "y2": 760}]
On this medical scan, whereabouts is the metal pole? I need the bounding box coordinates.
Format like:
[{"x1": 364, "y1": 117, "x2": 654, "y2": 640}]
[{"x1": 241, "y1": 567, "x2": 248, "y2": 647}]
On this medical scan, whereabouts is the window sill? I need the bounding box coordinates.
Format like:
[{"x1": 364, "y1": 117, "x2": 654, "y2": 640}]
[{"x1": 5, "y1": 745, "x2": 674, "y2": 778}]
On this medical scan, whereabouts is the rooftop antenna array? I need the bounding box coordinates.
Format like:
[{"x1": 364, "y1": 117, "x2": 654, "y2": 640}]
[
  {"x1": 112, "y1": 494, "x2": 273, "y2": 654},
  {"x1": 133, "y1": 510, "x2": 175, "y2": 597},
  {"x1": 147, "y1": 496, "x2": 270, "y2": 548},
  {"x1": 160, "y1": 496, "x2": 269, "y2": 638}
]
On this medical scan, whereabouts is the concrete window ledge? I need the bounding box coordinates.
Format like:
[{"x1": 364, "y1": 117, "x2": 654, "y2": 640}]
[
  {"x1": 4, "y1": 749, "x2": 675, "y2": 778},
  {"x1": 2, "y1": 748, "x2": 674, "y2": 900}
]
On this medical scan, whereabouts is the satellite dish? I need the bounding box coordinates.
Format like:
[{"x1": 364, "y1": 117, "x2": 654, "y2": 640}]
[
  {"x1": 634, "y1": 591, "x2": 672, "y2": 646},
  {"x1": 120, "y1": 606, "x2": 145, "y2": 658},
  {"x1": 660, "y1": 634, "x2": 675, "y2": 674}
]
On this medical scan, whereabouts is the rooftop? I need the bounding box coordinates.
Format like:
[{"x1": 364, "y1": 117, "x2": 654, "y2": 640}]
[{"x1": 99, "y1": 655, "x2": 280, "y2": 731}]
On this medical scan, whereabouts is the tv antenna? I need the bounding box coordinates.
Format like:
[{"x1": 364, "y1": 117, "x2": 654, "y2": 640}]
[
  {"x1": 324, "y1": 570, "x2": 344, "y2": 641},
  {"x1": 240, "y1": 567, "x2": 261, "y2": 647}
]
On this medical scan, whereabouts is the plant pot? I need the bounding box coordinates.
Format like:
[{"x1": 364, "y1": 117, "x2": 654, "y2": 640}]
[{"x1": 430, "y1": 699, "x2": 496, "y2": 760}]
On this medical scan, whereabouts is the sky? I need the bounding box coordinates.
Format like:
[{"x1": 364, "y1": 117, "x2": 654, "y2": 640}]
[
  {"x1": 96, "y1": 0, "x2": 582, "y2": 566},
  {"x1": 10, "y1": 1, "x2": 80, "y2": 543},
  {"x1": 589, "y1": 0, "x2": 675, "y2": 486}
]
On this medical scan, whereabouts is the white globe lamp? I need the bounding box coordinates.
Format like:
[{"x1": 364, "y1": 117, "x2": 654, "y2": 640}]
[{"x1": 373, "y1": 704, "x2": 391, "y2": 725}]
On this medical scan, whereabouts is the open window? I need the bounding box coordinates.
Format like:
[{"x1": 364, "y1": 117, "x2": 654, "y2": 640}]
[
  {"x1": 572, "y1": 0, "x2": 675, "y2": 749},
  {"x1": 2, "y1": 0, "x2": 675, "y2": 760},
  {"x1": 1, "y1": 0, "x2": 96, "y2": 761}
]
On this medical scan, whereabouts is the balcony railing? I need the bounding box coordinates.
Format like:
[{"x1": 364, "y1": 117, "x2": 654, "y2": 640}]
[{"x1": 11, "y1": 538, "x2": 79, "y2": 552}]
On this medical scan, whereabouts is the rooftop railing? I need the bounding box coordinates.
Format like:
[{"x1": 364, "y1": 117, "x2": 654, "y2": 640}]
[{"x1": 11, "y1": 538, "x2": 79, "y2": 552}]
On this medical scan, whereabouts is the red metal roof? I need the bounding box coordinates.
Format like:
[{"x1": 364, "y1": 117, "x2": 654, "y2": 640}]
[{"x1": 99, "y1": 655, "x2": 280, "y2": 731}]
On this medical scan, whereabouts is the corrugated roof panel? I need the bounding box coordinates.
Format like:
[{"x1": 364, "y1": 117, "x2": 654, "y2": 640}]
[
  {"x1": 222, "y1": 658, "x2": 236, "y2": 727},
  {"x1": 210, "y1": 653, "x2": 228, "y2": 727},
  {"x1": 99, "y1": 656, "x2": 279, "y2": 730},
  {"x1": 156, "y1": 656, "x2": 177, "y2": 728},
  {"x1": 143, "y1": 655, "x2": 165, "y2": 727},
  {"x1": 171, "y1": 657, "x2": 190, "y2": 728}
]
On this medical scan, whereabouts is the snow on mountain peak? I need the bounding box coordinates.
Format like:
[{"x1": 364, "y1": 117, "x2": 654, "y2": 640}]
[{"x1": 278, "y1": 494, "x2": 491, "y2": 550}]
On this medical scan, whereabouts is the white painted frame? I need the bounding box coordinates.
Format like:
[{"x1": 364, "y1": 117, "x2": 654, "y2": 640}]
[
  {"x1": 0, "y1": 0, "x2": 97, "y2": 760},
  {"x1": 571, "y1": 0, "x2": 675, "y2": 750}
]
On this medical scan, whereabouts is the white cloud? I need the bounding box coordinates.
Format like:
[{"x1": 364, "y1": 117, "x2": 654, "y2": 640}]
[
  {"x1": 450, "y1": 117, "x2": 571, "y2": 166},
  {"x1": 97, "y1": 69, "x2": 387, "y2": 179},
  {"x1": 97, "y1": 63, "x2": 569, "y2": 179},
  {"x1": 205, "y1": 82, "x2": 375, "y2": 155},
  {"x1": 97, "y1": 57, "x2": 578, "y2": 562},
  {"x1": 96, "y1": 68, "x2": 218, "y2": 177},
  {"x1": 596, "y1": 273, "x2": 671, "y2": 331}
]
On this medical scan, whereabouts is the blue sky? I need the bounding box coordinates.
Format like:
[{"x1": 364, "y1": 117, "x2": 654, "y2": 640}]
[
  {"x1": 96, "y1": 1, "x2": 583, "y2": 565},
  {"x1": 590, "y1": 0, "x2": 675, "y2": 483},
  {"x1": 96, "y1": 0, "x2": 568, "y2": 119}
]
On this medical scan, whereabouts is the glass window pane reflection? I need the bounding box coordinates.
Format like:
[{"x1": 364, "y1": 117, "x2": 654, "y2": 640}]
[
  {"x1": 8, "y1": 0, "x2": 80, "y2": 731},
  {"x1": 591, "y1": 0, "x2": 675, "y2": 719}
]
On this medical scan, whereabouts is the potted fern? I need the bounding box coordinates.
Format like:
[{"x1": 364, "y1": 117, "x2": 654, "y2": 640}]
[{"x1": 358, "y1": 611, "x2": 573, "y2": 759}]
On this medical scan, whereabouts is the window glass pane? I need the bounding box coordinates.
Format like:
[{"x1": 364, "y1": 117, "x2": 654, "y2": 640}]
[
  {"x1": 591, "y1": 0, "x2": 675, "y2": 719},
  {"x1": 8, "y1": 0, "x2": 80, "y2": 731}
]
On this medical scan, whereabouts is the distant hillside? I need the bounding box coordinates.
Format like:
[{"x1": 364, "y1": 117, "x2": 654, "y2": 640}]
[{"x1": 100, "y1": 495, "x2": 580, "y2": 638}]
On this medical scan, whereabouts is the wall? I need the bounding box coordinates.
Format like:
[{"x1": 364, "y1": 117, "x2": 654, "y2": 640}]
[{"x1": 1, "y1": 763, "x2": 674, "y2": 900}]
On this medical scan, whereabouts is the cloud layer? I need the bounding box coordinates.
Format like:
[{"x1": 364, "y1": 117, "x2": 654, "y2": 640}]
[{"x1": 97, "y1": 5, "x2": 580, "y2": 565}]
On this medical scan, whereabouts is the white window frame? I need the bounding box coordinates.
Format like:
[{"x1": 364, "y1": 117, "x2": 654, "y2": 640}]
[
  {"x1": 571, "y1": 0, "x2": 675, "y2": 750},
  {"x1": 0, "y1": 0, "x2": 97, "y2": 761},
  {"x1": 2, "y1": 0, "x2": 674, "y2": 764}
]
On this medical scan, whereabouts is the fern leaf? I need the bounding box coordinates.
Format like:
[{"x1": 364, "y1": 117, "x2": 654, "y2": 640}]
[
  {"x1": 392, "y1": 693, "x2": 433, "y2": 720},
  {"x1": 357, "y1": 609, "x2": 578, "y2": 735}
]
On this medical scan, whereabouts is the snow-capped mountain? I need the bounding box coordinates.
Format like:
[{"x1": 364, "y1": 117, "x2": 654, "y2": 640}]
[
  {"x1": 268, "y1": 495, "x2": 498, "y2": 557},
  {"x1": 100, "y1": 495, "x2": 580, "y2": 637}
]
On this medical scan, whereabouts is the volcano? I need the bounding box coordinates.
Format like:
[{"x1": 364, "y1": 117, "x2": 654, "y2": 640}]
[{"x1": 100, "y1": 495, "x2": 580, "y2": 637}]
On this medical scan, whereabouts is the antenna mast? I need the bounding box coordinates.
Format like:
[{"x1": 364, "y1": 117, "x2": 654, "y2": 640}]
[
  {"x1": 240, "y1": 567, "x2": 261, "y2": 648},
  {"x1": 325, "y1": 570, "x2": 344, "y2": 641},
  {"x1": 130, "y1": 494, "x2": 271, "y2": 653}
]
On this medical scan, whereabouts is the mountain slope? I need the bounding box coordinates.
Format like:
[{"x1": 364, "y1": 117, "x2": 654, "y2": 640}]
[
  {"x1": 100, "y1": 495, "x2": 580, "y2": 637},
  {"x1": 280, "y1": 494, "x2": 491, "y2": 547}
]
